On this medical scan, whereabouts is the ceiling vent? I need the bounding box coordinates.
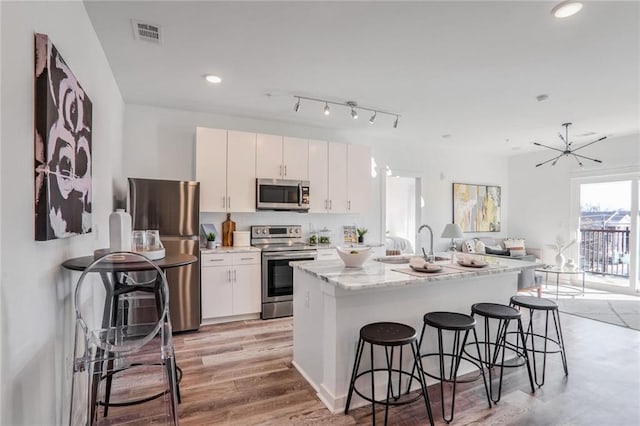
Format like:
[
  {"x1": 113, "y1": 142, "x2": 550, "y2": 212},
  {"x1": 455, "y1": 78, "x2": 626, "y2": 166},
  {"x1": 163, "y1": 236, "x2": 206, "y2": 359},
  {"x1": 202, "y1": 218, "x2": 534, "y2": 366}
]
[{"x1": 132, "y1": 20, "x2": 162, "y2": 43}]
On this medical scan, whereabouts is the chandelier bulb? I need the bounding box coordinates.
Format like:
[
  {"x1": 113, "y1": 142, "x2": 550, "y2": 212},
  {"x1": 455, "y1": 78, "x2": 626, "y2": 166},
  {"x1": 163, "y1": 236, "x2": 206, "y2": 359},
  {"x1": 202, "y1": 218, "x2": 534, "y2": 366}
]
[
  {"x1": 323, "y1": 103, "x2": 330, "y2": 115},
  {"x1": 294, "y1": 98, "x2": 301, "y2": 112},
  {"x1": 351, "y1": 108, "x2": 358, "y2": 120},
  {"x1": 369, "y1": 111, "x2": 377, "y2": 124},
  {"x1": 393, "y1": 116, "x2": 399, "y2": 129}
]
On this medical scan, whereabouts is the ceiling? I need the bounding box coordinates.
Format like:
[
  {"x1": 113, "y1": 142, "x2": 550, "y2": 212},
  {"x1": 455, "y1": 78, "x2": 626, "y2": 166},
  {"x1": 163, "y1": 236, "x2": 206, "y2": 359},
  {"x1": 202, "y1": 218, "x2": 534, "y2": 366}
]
[{"x1": 84, "y1": 1, "x2": 639, "y2": 156}]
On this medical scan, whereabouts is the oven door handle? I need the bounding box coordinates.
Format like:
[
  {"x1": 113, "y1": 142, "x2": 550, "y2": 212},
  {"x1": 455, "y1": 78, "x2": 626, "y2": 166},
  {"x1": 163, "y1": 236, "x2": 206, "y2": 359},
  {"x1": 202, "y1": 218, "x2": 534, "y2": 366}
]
[
  {"x1": 262, "y1": 252, "x2": 317, "y2": 261},
  {"x1": 298, "y1": 183, "x2": 302, "y2": 207}
]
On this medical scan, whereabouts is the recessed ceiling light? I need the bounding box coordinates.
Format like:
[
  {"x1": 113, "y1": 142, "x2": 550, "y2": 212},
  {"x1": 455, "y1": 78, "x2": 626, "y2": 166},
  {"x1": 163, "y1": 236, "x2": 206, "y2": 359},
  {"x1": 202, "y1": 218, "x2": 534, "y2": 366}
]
[
  {"x1": 551, "y1": 1, "x2": 583, "y2": 18},
  {"x1": 205, "y1": 75, "x2": 222, "y2": 84},
  {"x1": 536, "y1": 94, "x2": 549, "y2": 102}
]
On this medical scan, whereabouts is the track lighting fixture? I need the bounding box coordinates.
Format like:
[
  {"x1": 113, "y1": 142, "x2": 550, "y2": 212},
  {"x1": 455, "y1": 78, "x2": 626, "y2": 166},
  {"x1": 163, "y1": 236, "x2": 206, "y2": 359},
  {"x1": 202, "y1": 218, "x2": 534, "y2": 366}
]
[{"x1": 293, "y1": 95, "x2": 400, "y2": 129}]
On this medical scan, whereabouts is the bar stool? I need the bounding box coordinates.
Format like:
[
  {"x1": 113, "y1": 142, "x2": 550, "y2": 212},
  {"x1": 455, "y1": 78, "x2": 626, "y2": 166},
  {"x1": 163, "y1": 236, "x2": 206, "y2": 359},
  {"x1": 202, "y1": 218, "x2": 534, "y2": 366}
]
[
  {"x1": 345, "y1": 322, "x2": 434, "y2": 425},
  {"x1": 411, "y1": 312, "x2": 492, "y2": 423},
  {"x1": 465, "y1": 303, "x2": 535, "y2": 403},
  {"x1": 509, "y1": 295, "x2": 568, "y2": 386}
]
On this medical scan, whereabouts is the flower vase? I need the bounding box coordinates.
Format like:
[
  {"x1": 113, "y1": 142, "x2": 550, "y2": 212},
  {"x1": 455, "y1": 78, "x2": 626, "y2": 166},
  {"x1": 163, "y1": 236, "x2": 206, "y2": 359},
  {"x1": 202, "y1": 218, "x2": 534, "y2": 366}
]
[{"x1": 555, "y1": 253, "x2": 565, "y2": 269}]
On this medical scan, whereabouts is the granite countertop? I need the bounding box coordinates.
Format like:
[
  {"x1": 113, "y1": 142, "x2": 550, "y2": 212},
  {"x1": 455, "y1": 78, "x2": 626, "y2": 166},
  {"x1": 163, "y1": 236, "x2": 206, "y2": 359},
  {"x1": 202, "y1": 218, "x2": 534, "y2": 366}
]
[
  {"x1": 292, "y1": 255, "x2": 537, "y2": 291},
  {"x1": 201, "y1": 246, "x2": 261, "y2": 254},
  {"x1": 316, "y1": 243, "x2": 385, "y2": 249}
]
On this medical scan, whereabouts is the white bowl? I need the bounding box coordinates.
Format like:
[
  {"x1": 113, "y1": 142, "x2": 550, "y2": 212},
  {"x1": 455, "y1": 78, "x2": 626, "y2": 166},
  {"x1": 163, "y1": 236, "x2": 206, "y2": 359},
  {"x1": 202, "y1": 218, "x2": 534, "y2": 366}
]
[{"x1": 336, "y1": 246, "x2": 372, "y2": 268}]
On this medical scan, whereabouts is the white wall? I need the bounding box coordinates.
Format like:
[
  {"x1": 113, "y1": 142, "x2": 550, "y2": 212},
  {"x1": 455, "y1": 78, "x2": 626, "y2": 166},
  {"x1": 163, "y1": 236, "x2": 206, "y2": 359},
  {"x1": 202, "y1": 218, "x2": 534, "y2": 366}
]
[
  {"x1": 123, "y1": 104, "x2": 510, "y2": 252},
  {"x1": 0, "y1": 2, "x2": 124, "y2": 424},
  {"x1": 508, "y1": 132, "x2": 640, "y2": 263}
]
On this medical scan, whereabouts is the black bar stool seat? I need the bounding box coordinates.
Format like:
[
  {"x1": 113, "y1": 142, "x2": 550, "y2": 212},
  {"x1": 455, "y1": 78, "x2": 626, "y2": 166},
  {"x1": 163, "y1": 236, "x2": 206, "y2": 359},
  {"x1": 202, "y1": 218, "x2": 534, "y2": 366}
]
[
  {"x1": 345, "y1": 322, "x2": 434, "y2": 425},
  {"x1": 423, "y1": 311, "x2": 476, "y2": 331},
  {"x1": 361, "y1": 322, "x2": 417, "y2": 346},
  {"x1": 472, "y1": 302, "x2": 522, "y2": 320},
  {"x1": 464, "y1": 302, "x2": 535, "y2": 404},
  {"x1": 509, "y1": 295, "x2": 568, "y2": 387},
  {"x1": 412, "y1": 312, "x2": 491, "y2": 423}
]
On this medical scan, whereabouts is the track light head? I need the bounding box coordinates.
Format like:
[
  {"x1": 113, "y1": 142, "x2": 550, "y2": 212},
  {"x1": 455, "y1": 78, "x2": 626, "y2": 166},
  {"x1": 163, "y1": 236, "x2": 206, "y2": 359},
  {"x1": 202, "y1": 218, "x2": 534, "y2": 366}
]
[
  {"x1": 369, "y1": 111, "x2": 377, "y2": 124},
  {"x1": 323, "y1": 103, "x2": 330, "y2": 115},
  {"x1": 393, "y1": 116, "x2": 399, "y2": 129},
  {"x1": 351, "y1": 108, "x2": 358, "y2": 120},
  {"x1": 294, "y1": 97, "x2": 301, "y2": 112}
]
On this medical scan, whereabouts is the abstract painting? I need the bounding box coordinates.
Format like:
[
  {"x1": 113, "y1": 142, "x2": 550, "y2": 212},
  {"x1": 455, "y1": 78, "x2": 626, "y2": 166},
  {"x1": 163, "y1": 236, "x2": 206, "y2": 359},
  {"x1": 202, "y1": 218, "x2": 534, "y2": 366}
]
[
  {"x1": 453, "y1": 183, "x2": 501, "y2": 232},
  {"x1": 34, "y1": 33, "x2": 92, "y2": 240}
]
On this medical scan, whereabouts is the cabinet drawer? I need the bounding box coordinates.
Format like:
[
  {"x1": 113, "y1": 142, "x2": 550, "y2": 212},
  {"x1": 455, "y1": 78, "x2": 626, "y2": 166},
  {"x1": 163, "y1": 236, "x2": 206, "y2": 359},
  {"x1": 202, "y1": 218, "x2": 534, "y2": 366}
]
[
  {"x1": 201, "y1": 253, "x2": 232, "y2": 267},
  {"x1": 232, "y1": 252, "x2": 261, "y2": 265}
]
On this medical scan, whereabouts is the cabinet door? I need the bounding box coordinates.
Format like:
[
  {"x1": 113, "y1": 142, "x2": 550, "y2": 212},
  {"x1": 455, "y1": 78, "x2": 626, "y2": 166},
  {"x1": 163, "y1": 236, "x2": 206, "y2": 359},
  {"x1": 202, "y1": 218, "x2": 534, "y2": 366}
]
[
  {"x1": 308, "y1": 140, "x2": 328, "y2": 213},
  {"x1": 283, "y1": 137, "x2": 309, "y2": 180},
  {"x1": 256, "y1": 133, "x2": 283, "y2": 179},
  {"x1": 201, "y1": 266, "x2": 233, "y2": 319},
  {"x1": 327, "y1": 142, "x2": 348, "y2": 213},
  {"x1": 227, "y1": 131, "x2": 257, "y2": 212},
  {"x1": 347, "y1": 144, "x2": 371, "y2": 213},
  {"x1": 232, "y1": 264, "x2": 261, "y2": 315},
  {"x1": 196, "y1": 127, "x2": 227, "y2": 212}
]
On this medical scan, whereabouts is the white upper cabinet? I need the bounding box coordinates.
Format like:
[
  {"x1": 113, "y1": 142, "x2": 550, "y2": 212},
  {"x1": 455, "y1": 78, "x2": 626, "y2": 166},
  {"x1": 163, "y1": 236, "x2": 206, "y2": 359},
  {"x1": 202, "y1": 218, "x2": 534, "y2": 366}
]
[
  {"x1": 327, "y1": 142, "x2": 348, "y2": 213},
  {"x1": 256, "y1": 133, "x2": 283, "y2": 179},
  {"x1": 227, "y1": 131, "x2": 256, "y2": 212},
  {"x1": 196, "y1": 127, "x2": 255, "y2": 213},
  {"x1": 283, "y1": 137, "x2": 309, "y2": 180},
  {"x1": 256, "y1": 134, "x2": 309, "y2": 180},
  {"x1": 347, "y1": 144, "x2": 371, "y2": 213},
  {"x1": 196, "y1": 127, "x2": 227, "y2": 212},
  {"x1": 308, "y1": 140, "x2": 329, "y2": 213}
]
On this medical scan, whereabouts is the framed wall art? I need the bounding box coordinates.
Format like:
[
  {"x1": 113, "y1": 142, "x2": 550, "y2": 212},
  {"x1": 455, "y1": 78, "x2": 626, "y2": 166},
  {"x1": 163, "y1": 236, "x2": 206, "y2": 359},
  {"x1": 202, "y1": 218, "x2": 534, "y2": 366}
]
[
  {"x1": 452, "y1": 183, "x2": 501, "y2": 232},
  {"x1": 34, "y1": 33, "x2": 93, "y2": 240}
]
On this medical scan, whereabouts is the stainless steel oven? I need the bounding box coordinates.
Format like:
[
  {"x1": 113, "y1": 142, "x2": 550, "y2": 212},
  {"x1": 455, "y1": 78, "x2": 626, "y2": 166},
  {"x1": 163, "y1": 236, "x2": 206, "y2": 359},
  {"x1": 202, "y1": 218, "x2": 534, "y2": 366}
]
[
  {"x1": 256, "y1": 178, "x2": 310, "y2": 211},
  {"x1": 251, "y1": 225, "x2": 316, "y2": 319}
]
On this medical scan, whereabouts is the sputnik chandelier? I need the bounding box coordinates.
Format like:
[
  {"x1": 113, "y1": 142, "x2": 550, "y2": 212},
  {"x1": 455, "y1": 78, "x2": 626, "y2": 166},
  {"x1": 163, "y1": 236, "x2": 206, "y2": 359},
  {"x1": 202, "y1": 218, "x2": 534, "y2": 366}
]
[
  {"x1": 293, "y1": 95, "x2": 400, "y2": 129},
  {"x1": 534, "y1": 122, "x2": 606, "y2": 167}
]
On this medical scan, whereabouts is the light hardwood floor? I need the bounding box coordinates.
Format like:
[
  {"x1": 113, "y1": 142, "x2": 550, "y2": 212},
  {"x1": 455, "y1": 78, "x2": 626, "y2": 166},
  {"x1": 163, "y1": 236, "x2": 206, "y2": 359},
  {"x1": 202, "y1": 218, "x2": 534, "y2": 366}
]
[{"x1": 99, "y1": 312, "x2": 640, "y2": 425}]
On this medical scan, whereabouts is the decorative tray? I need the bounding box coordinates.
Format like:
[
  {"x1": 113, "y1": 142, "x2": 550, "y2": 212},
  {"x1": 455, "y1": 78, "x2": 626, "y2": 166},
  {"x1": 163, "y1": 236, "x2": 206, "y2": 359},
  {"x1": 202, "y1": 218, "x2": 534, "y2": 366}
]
[
  {"x1": 457, "y1": 261, "x2": 489, "y2": 268},
  {"x1": 410, "y1": 264, "x2": 443, "y2": 273}
]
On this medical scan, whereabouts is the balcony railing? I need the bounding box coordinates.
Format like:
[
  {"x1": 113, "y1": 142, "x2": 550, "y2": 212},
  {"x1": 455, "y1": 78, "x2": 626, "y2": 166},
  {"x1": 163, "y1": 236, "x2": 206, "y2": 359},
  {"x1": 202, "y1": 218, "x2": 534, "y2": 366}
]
[{"x1": 580, "y1": 228, "x2": 630, "y2": 277}]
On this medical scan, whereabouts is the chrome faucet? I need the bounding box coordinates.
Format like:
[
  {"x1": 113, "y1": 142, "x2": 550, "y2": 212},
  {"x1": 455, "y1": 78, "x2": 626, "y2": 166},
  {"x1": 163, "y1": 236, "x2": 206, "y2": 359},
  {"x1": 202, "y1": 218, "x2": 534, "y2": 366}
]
[{"x1": 417, "y1": 224, "x2": 435, "y2": 263}]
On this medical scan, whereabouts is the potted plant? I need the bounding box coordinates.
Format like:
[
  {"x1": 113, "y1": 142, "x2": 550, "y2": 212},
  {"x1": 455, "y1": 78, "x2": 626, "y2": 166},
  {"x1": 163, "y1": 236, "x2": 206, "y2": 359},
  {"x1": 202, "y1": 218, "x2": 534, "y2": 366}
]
[
  {"x1": 206, "y1": 232, "x2": 216, "y2": 249},
  {"x1": 357, "y1": 227, "x2": 368, "y2": 244},
  {"x1": 547, "y1": 235, "x2": 575, "y2": 268}
]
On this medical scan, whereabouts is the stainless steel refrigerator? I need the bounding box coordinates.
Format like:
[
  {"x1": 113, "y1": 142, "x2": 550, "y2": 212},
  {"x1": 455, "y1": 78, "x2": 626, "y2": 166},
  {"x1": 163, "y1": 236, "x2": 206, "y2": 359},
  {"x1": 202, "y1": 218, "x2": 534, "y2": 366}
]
[{"x1": 128, "y1": 177, "x2": 201, "y2": 332}]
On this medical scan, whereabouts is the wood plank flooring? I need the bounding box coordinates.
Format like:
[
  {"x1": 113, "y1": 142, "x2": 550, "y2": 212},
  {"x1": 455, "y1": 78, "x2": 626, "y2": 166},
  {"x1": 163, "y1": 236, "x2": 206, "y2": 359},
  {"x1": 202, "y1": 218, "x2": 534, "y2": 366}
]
[{"x1": 98, "y1": 313, "x2": 640, "y2": 425}]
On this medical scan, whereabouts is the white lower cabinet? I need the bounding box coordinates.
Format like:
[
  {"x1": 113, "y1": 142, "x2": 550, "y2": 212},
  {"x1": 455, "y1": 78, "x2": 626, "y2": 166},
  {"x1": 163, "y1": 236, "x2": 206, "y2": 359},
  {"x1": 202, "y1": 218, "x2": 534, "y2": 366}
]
[{"x1": 201, "y1": 252, "x2": 261, "y2": 321}]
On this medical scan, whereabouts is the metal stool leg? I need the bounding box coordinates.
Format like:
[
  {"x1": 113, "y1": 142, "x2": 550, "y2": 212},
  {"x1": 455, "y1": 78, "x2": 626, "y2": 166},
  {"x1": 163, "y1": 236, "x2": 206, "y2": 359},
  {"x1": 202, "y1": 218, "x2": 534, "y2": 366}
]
[
  {"x1": 472, "y1": 328, "x2": 492, "y2": 409},
  {"x1": 552, "y1": 309, "x2": 569, "y2": 376},
  {"x1": 517, "y1": 318, "x2": 536, "y2": 393},
  {"x1": 411, "y1": 340, "x2": 434, "y2": 426},
  {"x1": 345, "y1": 338, "x2": 365, "y2": 414}
]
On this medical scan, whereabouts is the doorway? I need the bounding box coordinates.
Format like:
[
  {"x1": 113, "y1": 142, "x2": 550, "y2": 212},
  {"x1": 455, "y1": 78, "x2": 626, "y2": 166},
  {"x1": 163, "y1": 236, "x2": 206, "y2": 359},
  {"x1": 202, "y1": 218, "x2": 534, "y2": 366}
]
[
  {"x1": 384, "y1": 175, "x2": 421, "y2": 254},
  {"x1": 577, "y1": 177, "x2": 639, "y2": 292}
]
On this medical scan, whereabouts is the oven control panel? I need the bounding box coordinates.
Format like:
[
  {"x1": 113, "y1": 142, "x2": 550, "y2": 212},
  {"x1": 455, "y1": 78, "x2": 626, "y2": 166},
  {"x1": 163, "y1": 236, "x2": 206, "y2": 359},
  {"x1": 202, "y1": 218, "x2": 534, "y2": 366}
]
[{"x1": 251, "y1": 225, "x2": 302, "y2": 239}]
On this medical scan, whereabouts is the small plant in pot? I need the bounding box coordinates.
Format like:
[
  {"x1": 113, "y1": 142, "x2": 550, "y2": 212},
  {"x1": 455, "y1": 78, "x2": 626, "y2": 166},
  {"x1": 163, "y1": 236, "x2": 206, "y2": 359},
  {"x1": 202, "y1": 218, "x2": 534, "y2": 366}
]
[
  {"x1": 206, "y1": 232, "x2": 216, "y2": 249},
  {"x1": 357, "y1": 227, "x2": 368, "y2": 244}
]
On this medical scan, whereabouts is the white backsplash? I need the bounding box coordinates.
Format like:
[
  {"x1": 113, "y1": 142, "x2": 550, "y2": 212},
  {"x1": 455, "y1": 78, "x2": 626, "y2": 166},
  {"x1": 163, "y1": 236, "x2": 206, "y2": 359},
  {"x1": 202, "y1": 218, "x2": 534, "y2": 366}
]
[{"x1": 200, "y1": 211, "x2": 377, "y2": 246}]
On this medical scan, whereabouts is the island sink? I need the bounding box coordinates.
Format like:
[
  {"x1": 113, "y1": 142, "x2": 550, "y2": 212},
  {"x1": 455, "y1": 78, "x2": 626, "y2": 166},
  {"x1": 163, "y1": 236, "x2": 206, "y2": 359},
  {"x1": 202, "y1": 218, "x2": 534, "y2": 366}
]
[{"x1": 374, "y1": 255, "x2": 449, "y2": 264}]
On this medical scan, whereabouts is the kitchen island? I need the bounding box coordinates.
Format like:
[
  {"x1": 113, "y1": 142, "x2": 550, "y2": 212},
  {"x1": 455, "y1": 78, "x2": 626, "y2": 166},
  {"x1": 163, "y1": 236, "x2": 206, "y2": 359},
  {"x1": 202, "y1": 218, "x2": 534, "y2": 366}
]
[{"x1": 291, "y1": 256, "x2": 537, "y2": 413}]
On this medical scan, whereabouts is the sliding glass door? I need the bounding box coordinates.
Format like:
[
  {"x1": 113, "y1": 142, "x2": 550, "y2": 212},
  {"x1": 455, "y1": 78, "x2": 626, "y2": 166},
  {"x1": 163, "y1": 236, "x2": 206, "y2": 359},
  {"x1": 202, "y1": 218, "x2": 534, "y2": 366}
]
[{"x1": 577, "y1": 177, "x2": 639, "y2": 292}]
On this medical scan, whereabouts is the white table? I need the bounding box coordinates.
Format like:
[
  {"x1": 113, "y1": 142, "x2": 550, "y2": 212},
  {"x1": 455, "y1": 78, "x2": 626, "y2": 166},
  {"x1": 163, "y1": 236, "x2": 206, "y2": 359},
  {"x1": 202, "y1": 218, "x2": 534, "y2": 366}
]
[{"x1": 535, "y1": 266, "x2": 585, "y2": 299}]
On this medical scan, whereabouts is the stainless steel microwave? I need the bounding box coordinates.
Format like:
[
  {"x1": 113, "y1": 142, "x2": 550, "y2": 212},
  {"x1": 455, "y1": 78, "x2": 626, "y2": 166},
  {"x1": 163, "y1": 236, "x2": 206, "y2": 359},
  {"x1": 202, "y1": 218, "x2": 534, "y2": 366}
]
[{"x1": 256, "y1": 178, "x2": 310, "y2": 211}]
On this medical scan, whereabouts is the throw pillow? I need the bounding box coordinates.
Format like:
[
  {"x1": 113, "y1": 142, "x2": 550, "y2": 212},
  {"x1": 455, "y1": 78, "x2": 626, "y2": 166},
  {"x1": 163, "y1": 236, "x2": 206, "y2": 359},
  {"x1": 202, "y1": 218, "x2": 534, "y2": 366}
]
[
  {"x1": 503, "y1": 238, "x2": 525, "y2": 249},
  {"x1": 475, "y1": 239, "x2": 486, "y2": 254},
  {"x1": 485, "y1": 246, "x2": 510, "y2": 256},
  {"x1": 508, "y1": 247, "x2": 527, "y2": 257},
  {"x1": 462, "y1": 240, "x2": 476, "y2": 253}
]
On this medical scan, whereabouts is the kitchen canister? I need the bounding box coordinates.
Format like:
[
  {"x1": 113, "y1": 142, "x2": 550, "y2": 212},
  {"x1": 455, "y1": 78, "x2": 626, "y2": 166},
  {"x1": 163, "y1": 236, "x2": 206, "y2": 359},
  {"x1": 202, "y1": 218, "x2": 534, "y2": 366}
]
[
  {"x1": 233, "y1": 231, "x2": 250, "y2": 247},
  {"x1": 109, "y1": 209, "x2": 132, "y2": 251}
]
